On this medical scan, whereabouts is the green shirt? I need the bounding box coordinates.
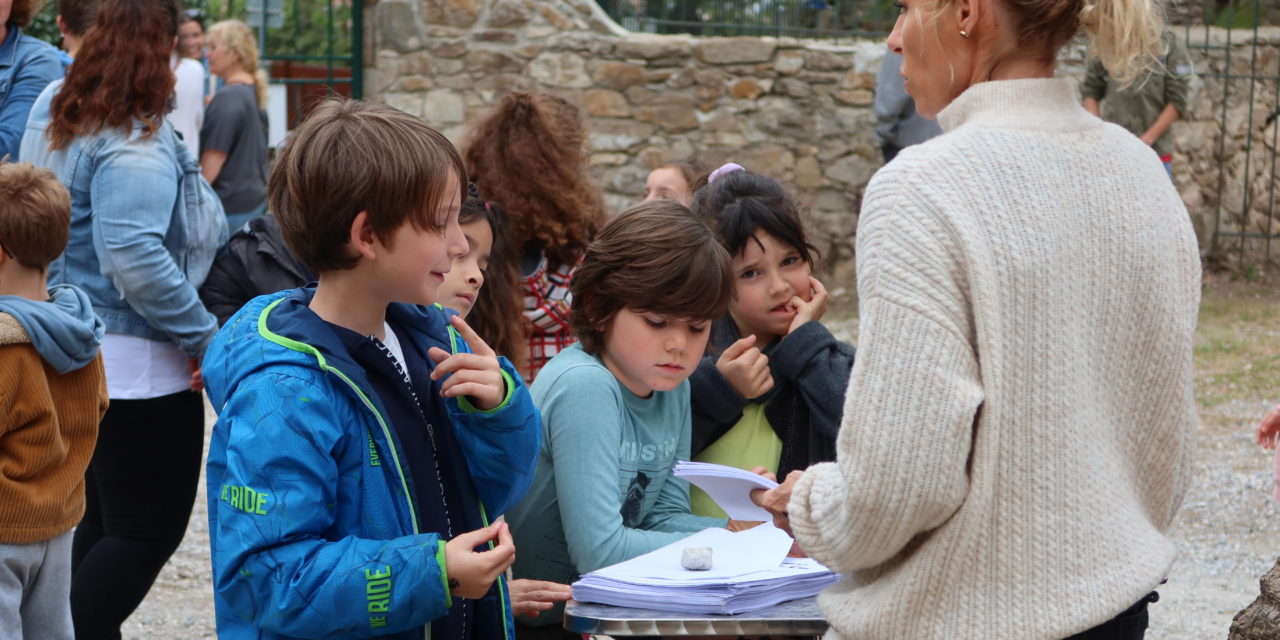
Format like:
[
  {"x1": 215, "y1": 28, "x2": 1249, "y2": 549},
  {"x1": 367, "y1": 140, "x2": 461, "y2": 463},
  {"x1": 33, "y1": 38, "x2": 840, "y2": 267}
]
[
  {"x1": 1080, "y1": 29, "x2": 1193, "y2": 158},
  {"x1": 690, "y1": 403, "x2": 783, "y2": 518}
]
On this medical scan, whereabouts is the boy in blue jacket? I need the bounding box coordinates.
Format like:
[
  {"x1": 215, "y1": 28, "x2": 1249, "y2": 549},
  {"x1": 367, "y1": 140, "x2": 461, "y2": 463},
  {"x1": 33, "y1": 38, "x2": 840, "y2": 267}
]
[{"x1": 203, "y1": 99, "x2": 541, "y2": 640}]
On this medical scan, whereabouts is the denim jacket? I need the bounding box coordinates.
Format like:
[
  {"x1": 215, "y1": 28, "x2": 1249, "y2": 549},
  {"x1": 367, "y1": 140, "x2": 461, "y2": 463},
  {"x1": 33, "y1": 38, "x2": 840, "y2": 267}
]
[
  {"x1": 20, "y1": 80, "x2": 219, "y2": 357},
  {"x1": 0, "y1": 25, "x2": 60, "y2": 161}
]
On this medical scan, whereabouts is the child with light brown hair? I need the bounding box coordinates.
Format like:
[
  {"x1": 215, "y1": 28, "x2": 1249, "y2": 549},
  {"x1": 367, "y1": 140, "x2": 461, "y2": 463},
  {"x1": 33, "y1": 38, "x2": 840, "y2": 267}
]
[
  {"x1": 506, "y1": 200, "x2": 739, "y2": 638},
  {"x1": 203, "y1": 99, "x2": 541, "y2": 640},
  {"x1": 0, "y1": 162, "x2": 107, "y2": 640},
  {"x1": 643, "y1": 158, "x2": 706, "y2": 207}
]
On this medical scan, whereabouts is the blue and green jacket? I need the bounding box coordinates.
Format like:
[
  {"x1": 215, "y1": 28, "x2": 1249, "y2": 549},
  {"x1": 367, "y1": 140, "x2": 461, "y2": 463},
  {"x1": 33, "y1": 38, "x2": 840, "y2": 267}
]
[{"x1": 204, "y1": 287, "x2": 541, "y2": 639}]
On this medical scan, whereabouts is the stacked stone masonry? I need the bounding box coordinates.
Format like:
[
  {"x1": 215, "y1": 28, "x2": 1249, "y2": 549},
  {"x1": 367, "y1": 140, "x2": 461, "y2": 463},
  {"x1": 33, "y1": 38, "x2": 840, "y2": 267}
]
[{"x1": 367, "y1": 0, "x2": 1280, "y2": 271}]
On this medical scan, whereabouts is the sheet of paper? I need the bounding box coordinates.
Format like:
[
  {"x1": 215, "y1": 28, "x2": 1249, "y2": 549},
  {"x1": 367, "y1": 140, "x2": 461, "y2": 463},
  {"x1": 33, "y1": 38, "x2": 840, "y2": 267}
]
[{"x1": 673, "y1": 461, "x2": 778, "y2": 521}]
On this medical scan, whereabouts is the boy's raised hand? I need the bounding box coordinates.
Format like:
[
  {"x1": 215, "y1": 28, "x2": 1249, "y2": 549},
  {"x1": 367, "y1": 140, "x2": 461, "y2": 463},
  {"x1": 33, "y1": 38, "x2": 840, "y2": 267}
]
[
  {"x1": 787, "y1": 276, "x2": 830, "y2": 334},
  {"x1": 716, "y1": 334, "x2": 774, "y2": 400},
  {"x1": 444, "y1": 521, "x2": 517, "y2": 599},
  {"x1": 428, "y1": 315, "x2": 506, "y2": 411}
]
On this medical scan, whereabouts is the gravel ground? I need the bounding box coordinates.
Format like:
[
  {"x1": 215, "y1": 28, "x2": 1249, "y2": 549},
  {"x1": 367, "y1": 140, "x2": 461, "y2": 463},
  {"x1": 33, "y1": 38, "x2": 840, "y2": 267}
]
[{"x1": 116, "y1": 318, "x2": 1278, "y2": 639}]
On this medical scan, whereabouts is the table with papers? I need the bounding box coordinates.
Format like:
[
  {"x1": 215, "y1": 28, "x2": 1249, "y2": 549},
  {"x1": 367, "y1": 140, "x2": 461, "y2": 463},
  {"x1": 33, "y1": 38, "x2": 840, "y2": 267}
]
[
  {"x1": 567, "y1": 524, "x2": 837, "y2": 637},
  {"x1": 563, "y1": 595, "x2": 827, "y2": 637},
  {"x1": 561, "y1": 462, "x2": 837, "y2": 637}
]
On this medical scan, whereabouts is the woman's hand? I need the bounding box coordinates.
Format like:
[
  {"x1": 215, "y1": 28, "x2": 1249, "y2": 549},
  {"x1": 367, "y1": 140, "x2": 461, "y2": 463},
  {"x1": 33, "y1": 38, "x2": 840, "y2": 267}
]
[
  {"x1": 187, "y1": 357, "x2": 204, "y2": 392},
  {"x1": 508, "y1": 579, "x2": 573, "y2": 618},
  {"x1": 1256, "y1": 404, "x2": 1280, "y2": 449},
  {"x1": 750, "y1": 470, "x2": 804, "y2": 535}
]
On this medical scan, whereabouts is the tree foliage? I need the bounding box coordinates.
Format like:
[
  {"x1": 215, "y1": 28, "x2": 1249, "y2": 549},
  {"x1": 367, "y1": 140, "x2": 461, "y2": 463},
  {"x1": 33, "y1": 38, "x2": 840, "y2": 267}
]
[
  {"x1": 206, "y1": 0, "x2": 352, "y2": 57},
  {"x1": 26, "y1": 0, "x2": 61, "y2": 46}
]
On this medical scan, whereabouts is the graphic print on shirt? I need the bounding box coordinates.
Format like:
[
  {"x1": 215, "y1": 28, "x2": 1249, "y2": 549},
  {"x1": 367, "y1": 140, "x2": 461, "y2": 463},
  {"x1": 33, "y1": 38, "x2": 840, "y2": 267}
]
[
  {"x1": 620, "y1": 472, "x2": 650, "y2": 527},
  {"x1": 616, "y1": 435, "x2": 679, "y2": 528}
]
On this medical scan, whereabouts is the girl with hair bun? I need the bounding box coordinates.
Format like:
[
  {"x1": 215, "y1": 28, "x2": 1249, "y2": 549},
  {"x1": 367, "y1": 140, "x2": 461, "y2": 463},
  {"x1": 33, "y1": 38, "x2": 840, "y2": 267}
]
[{"x1": 752, "y1": 0, "x2": 1202, "y2": 637}]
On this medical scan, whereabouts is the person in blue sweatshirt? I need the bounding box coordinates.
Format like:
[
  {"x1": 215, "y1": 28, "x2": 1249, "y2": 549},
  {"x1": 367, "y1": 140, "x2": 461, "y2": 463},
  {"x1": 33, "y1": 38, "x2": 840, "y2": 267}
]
[
  {"x1": 0, "y1": 161, "x2": 107, "y2": 640},
  {"x1": 202, "y1": 99, "x2": 541, "y2": 640}
]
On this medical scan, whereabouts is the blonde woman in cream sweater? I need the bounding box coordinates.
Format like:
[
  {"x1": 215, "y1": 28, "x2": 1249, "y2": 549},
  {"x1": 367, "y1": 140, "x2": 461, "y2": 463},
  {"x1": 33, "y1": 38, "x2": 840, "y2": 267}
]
[{"x1": 752, "y1": 0, "x2": 1202, "y2": 638}]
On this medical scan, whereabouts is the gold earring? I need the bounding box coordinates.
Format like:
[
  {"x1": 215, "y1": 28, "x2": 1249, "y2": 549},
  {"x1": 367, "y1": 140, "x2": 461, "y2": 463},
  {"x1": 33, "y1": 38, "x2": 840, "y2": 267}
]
[{"x1": 960, "y1": 29, "x2": 970, "y2": 38}]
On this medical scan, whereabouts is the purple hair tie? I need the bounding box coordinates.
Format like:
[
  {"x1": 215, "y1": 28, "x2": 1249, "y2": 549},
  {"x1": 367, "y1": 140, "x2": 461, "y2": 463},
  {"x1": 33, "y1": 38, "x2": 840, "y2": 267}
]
[{"x1": 708, "y1": 162, "x2": 745, "y2": 184}]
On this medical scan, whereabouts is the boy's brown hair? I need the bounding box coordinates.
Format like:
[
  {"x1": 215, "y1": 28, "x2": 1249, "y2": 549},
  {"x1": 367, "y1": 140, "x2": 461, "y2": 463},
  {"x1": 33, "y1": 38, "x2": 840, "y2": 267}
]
[
  {"x1": 0, "y1": 163, "x2": 71, "y2": 270},
  {"x1": 570, "y1": 200, "x2": 733, "y2": 355},
  {"x1": 269, "y1": 99, "x2": 467, "y2": 273}
]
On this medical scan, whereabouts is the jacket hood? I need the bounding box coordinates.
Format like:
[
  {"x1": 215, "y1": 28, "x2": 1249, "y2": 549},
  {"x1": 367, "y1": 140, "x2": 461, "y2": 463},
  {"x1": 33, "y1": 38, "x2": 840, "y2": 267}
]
[
  {"x1": 250, "y1": 215, "x2": 313, "y2": 284},
  {"x1": 0, "y1": 284, "x2": 104, "y2": 373},
  {"x1": 203, "y1": 286, "x2": 460, "y2": 413}
]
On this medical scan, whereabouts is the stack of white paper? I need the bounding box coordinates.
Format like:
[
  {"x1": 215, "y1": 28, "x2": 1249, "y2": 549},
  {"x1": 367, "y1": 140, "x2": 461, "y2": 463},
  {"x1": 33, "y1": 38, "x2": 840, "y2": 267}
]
[
  {"x1": 571, "y1": 525, "x2": 840, "y2": 615},
  {"x1": 673, "y1": 461, "x2": 778, "y2": 521}
]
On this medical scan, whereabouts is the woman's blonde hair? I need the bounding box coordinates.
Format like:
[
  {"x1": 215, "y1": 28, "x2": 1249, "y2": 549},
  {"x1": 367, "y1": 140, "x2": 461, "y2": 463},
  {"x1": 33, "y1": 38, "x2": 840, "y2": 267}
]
[
  {"x1": 1077, "y1": 0, "x2": 1165, "y2": 84},
  {"x1": 928, "y1": 0, "x2": 1165, "y2": 84},
  {"x1": 208, "y1": 20, "x2": 268, "y2": 108}
]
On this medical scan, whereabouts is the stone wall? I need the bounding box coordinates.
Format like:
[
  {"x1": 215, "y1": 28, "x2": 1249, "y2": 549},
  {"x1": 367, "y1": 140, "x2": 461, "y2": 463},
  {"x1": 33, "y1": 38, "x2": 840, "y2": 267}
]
[
  {"x1": 366, "y1": 0, "x2": 882, "y2": 276},
  {"x1": 1174, "y1": 28, "x2": 1280, "y2": 257},
  {"x1": 364, "y1": 0, "x2": 1280, "y2": 271}
]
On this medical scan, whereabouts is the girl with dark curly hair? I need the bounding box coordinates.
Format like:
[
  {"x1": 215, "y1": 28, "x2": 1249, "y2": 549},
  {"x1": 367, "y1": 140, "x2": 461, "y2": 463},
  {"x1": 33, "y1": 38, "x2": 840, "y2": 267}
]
[{"x1": 461, "y1": 91, "x2": 606, "y2": 381}]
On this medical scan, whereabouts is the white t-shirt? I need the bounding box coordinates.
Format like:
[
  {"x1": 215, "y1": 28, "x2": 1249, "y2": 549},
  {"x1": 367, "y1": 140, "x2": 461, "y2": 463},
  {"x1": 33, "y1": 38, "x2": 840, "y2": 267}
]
[
  {"x1": 102, "y1": 333, "x2": 191, "y2": 399},
  {"x1": 382, "y1": 322, "x2": 410, "y2": 384},
  {"x1": 169, "y1": 55, "x2": 205, "y2": 156}
]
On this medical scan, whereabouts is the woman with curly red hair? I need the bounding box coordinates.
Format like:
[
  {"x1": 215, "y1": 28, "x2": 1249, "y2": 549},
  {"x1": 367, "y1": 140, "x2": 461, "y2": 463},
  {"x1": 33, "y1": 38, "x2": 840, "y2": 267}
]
[
  {"x1": 462, "y1": 91, "x2": 606, "y2": 381},
  {"x1": 19, "y1": 0, "x2": 221, "y2": 637}
]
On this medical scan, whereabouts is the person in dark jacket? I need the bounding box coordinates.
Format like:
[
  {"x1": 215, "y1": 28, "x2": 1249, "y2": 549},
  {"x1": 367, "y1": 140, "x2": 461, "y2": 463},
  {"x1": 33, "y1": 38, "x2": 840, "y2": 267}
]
[
  {"x1": 199, "y1": 214, "x2": 312, "y2": 326},
  {"x1": 687, "y1": 164, "x2": 855, "y2": 518}
]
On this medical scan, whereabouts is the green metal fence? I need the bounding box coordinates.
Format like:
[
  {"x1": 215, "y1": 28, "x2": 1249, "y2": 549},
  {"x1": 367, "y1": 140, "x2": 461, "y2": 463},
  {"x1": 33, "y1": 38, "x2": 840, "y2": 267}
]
[
  {"x1": 251, "y1": 0, "x2": 363, "y2": 130},
  {"x1": 1182, "y1": 0, "x2": 1280, "y2": 266}
]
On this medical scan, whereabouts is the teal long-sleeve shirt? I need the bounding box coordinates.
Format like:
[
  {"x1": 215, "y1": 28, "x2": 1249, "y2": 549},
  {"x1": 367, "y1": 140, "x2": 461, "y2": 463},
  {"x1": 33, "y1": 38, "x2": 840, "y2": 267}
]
[{"x1": 506, "y1": 343, "x2": 726, "y2": 627}]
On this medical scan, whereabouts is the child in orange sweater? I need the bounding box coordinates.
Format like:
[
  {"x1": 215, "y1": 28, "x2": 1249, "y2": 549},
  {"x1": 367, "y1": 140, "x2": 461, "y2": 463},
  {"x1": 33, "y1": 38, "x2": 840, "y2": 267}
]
[{"x1": 0, "y1": 162, "x2": 108, "y2": 640}]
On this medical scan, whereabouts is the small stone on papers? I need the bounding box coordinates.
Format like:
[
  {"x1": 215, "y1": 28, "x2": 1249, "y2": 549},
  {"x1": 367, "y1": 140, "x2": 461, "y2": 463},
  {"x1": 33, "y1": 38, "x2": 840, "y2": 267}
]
[{"x1": 681, "y1": 546, "x2": 713, "y2": 571}]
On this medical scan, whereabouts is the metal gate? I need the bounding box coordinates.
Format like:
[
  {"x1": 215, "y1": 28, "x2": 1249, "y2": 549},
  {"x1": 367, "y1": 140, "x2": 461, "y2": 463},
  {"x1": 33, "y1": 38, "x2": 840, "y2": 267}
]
[
  {"x1": 248, "y1": 0, "x2": 363, "y2": 132},
  {"x1": 1182, "y1": 0, "x2": 1280, "y2": 267}
]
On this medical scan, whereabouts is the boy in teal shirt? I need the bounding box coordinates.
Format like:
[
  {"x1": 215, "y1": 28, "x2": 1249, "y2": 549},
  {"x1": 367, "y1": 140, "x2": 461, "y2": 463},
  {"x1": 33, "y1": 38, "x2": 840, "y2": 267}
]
[{"x1": 506, "y1": 201, "x2": 736, "y2": 638}]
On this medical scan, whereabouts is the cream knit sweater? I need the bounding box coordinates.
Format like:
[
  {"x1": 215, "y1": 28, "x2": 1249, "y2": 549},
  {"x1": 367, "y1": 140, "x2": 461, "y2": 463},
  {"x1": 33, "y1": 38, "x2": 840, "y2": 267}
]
[{"x1": 789, "y1": 78, "x2": 1201, "y2": 639}]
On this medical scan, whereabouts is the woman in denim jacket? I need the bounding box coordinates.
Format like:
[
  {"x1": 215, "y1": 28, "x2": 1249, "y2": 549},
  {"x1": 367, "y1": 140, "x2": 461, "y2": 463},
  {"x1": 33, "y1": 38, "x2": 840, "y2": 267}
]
[
  {"x1": 0, "y1": 0, "x2": 60, "y2": 160},
  {"x1": 18, "y1": 0, "x2": 220, "y2": 638}
]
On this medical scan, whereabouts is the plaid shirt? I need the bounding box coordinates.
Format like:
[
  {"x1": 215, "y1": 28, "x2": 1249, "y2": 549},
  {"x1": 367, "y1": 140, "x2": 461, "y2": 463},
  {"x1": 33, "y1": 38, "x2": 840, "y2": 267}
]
[{"x1": 522, "y1": 254, "x2": 576, "y2": 382}]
